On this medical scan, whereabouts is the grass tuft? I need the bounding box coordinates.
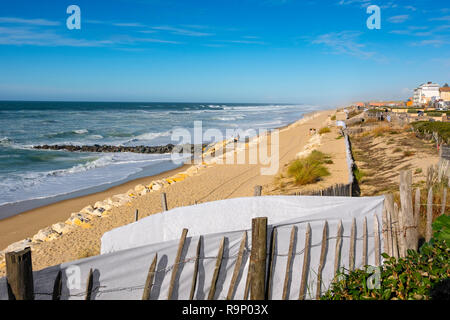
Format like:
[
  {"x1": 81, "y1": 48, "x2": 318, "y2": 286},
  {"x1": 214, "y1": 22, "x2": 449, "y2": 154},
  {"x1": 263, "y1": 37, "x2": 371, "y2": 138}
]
[
  {"x1": 319, "y1": 127, "x2": 331, "y2": 135},
  {"x1": 287, "y1": 150, "x2": 331, "y2": 185}
]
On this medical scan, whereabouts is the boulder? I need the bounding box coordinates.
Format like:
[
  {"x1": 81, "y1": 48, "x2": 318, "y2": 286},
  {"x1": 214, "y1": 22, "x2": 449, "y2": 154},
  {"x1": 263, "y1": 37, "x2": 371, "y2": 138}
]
[
  {"x1": 91, "y1": 207, "x2": 105, "y2": 217},
  {"x1": 5, "y1": 239, "x2": 33, "y2": 253},
  {"x1": 32, "y1": 227, "x2": 58, "y2": 242},
  {"x1": 94, "y1": 201, "x2": 105, "y2": 209},
  {"x1": 66, "y1": 212, "x2": 92, "y2": 228},
  {"x1": 152, "y1": 183, "x2": 162, "y2": 191},
  {"x1": 134, "y1": 184, "x2": 145, "y2": 193},
  {"x1": 52, "y1": 222, "x2": 74, "y2": 235},
  {"x1": 80, "y1": 205, "x2": 94, "y2": 215}
]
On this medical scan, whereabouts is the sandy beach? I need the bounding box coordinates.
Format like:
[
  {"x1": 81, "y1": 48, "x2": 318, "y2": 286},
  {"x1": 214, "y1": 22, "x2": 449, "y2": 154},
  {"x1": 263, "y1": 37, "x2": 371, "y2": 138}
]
[{"x1": 0, "y1": 109, "x2": 348, "y2": 275}]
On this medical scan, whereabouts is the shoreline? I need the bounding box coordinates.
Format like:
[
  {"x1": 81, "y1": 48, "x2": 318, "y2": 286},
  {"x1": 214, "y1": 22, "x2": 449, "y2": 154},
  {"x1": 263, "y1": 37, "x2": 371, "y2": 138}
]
[
  {"x1": 0, "y1": 108, "x2": 336, "y2": 263},
  {"x1": 0, "y1": 164, "x2": 189, "y2": 249}
]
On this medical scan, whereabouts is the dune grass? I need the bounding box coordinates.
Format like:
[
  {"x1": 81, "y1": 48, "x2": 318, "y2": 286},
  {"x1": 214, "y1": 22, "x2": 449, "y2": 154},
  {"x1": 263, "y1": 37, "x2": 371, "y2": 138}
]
[
  {"x1": 287, "y1": 150, "x2": 331, "y2": 185},
  {"x1": 319, "y1": 127, "x2": 331, "y2": 134}
]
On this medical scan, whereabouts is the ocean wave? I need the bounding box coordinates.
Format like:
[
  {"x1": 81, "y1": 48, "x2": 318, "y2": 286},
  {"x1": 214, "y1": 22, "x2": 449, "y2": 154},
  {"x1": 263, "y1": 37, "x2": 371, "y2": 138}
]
[
  {"x1": 125, "y1": 130, "x2": 172, "y2": 144},
  {"x1": 0, "y1": 137, "x2": 12, "y2": 146},
  {"x1": 73, "y1": 129, "x2": 88, "y2": 134}
]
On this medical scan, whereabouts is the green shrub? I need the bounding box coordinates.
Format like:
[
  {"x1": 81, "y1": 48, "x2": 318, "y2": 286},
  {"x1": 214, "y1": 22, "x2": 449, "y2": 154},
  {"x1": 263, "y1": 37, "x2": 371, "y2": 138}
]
[
  {"x1": 321, "y1": 239, "x2": 449, "y2": 300},
  {"x1": 411, "y1": 121, "x2": 450, "y2": 144},
  {"x1": 331, "y1": 115, "x2": 337, "y2": 121},
  {"x1": 321, "y1": 216, "x2": 450, "y2": 300},
  {"x1": 319, "y1": 127, "x2": 331, "y2": 134},
  {"x1": 353, "y1": 167, "x2": 366, "y2": 182},
  {"x1": 287, "y1": 150, "x2": 331, "y2": 185},
  {"x1": 403, "y1": 150, "x2": 415, "y2": 157}
]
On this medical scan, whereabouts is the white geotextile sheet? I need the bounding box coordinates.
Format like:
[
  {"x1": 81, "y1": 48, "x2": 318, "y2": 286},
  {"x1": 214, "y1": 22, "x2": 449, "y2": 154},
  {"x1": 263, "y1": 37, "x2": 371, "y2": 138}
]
[
  {"x1": 0, "y1": 196, "x2": 385, "y2": 300},
  {"x1": 101, "y1": 196, "x2": 380, "y2": 254}
]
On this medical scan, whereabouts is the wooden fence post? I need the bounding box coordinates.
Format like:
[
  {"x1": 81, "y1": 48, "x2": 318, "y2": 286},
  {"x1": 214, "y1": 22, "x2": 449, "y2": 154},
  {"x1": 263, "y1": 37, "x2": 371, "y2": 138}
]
[
  {"x1": 161, "y1": 192, "x2": 168, "y2": 212},
  {"x1": 167, "y1": 228, "x2": 188, "y2": 300},
  {"x1": 85, "y1": 269, "x2": 93, "y2": 300},
  {"x1": 362, "y1": 217, "x2": 368, "y2": 266},
  {"x1": 52, "y1": 270, "x2": 62, "y2": 300},
  {"x1": 414, "y1": 188, "x2": 421, "y2": 242},
  {"x1": 393, "y1": 203, "x2": 402, "y2": 258},
  {"x1": 249, "y1": 217, "x2": 267, "y2": 300},
  {"x1": 426, "y1": 188, "x2": 433, "y2": 242},
  {"x1": 208, "y1": 237, "x2": 225, "y2": 300},
  {"x1": 142, "y1": 254, "x2": 158, "y2": 300},
  {"x1": 441, "y1": 188, "x2": 447, "y2": 216},
  {"x1": 299, "y1": 223, "x2": 311, "y2": 300},
  {"x1": 373, "y1": 215, "x2": 380, "y2": 267},
  {"x1": 399, "y1": 170, "x2": 417, "y2": 251},
  {"x1": 282, "y1": 226, "x2": 296, "y2": 300},
  {"x1": 135, "y1": 209, "x2": 139, "y2": 222},
  {"x1": 316, "y1": 221, "x2": 328, "y2": 300},
  {"x1": 5, "y1": 247, "x2": 34, "y2": 300},
  {"x1": 349, "y1": 218, "x2": 356, "y2": 271},
  {"x1": 334, "y1": 221, "x2": 343, "y2": 275},
  {"x1": 254, "y1": 185, "x2": 262, "y2": 196},
  {"x1": 227, "y1": 232, "x2": 247, "y2": 300}
]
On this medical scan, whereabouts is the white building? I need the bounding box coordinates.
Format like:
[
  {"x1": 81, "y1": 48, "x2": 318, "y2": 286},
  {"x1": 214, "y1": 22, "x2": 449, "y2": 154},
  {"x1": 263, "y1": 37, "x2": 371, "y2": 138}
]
[{"x1": 413, "y1": 82, "x2": 441, "y2": 105}]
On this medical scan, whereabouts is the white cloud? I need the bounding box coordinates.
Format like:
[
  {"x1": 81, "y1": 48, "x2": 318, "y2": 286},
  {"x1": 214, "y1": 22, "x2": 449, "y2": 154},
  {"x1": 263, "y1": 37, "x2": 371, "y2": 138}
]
[
  {"x1": 430, "y1": 15, "x2": 450, "y2": 21},
  {"x1": 388, "y1": 15, "x2": 409, "y2": 23},
  {"x1": 0, "y1": 17, "x2": 60, "y2": 26},
  {"x1": 151, "y1": 26, "x2": 214, "y2": 37}
]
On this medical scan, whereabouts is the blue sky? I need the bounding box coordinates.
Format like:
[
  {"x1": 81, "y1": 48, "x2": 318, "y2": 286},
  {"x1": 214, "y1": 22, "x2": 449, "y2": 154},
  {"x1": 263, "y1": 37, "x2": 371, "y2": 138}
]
[{"x1": 0, "y1": 0, "x2": 449, "y2": 106}]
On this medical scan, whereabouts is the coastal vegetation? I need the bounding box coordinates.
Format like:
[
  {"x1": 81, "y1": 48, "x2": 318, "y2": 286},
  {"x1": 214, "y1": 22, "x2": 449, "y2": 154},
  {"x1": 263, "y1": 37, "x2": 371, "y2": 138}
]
[
  {"x1": 322, "y1": 215, "x2": 450, "y2": 300},
  {"x1": 321, "y1": 239, "x2": 449, "y2": 300},
  {"x1": 319, "y1": 127, "x2": 331, "y2": 134},
  {"x1": 411, "y1": 121, "x2": 450, "y2": 144},
  {"x1": 287, "y1": 150, "x2": 331, "y2": 185}
]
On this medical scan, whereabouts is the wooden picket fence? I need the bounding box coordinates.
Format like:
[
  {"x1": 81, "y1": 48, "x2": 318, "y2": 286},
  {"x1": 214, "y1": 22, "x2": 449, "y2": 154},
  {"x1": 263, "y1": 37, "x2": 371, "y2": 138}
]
[
  {"x1": 290, "y1": 183, "x2": 353, "y2": 197},
  {"x1": 3, "y1": 169, "x2": 447, "y2": 300}
]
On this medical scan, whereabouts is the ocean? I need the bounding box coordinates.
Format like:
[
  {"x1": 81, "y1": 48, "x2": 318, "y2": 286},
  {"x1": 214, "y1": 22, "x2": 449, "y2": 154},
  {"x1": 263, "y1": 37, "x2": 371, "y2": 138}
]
[{"x1": 0, "y1": 101, "x2": 323, "y2": 219}]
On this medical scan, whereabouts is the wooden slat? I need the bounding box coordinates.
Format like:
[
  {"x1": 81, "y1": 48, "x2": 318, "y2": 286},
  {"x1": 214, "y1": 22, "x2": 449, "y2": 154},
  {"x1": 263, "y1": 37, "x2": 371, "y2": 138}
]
[
  {"x1": 282, "y1": 226, "x2": 296, "y2": 300},
  {"x1": 249, "y1": 217, "x2": 267, "y2": 300},
  {"x1": 381, "y1": 207, "x2": 389, "y2": 256},
  {"x1": 208, "y1": 237, "x2": 225, "y2": 300},
  {"x1": 334, "y1": 221, "x2": 343, "y2": 275},
  {"x1": 189, "y1": 236, "x2": 202, "y2": 300},
  {"x1": 226, "y1": 232, "x2": 247, "y2": 300},
  {"x1": 386, "y1": 210, "x2": 394, "y2": 258},
  {"x1": 135, "y1": 209, "x2": 139, "y2": 222},
  {"x1": 298, "y1": 223, "x2": 311, "y2": 300},
  {"x1": 142, "y1": 253, "x2": 158, "y2": 300},
  {"x1": 161, "y1": 192, "x2": 168, "y2": 212},
  {"x1": 315, "y1": 221, "x2": 328, "y2": 300},
  {"x1": 5, "y1": 247, "x2": 34, "y2": 300},
  {"x1": 392, "y1": 203, "x2": 400, "y2": 259},
  {"x1": 349, "y1": 218, "x2": 356, "y2": 272},
  {"x1": 266, "y1": 227, "x2": 277, "y2": 300},
  {"x1": 414, "y1": 188, "x2": 421, "y2": 242},
  {"x1": 243, "y1": 265, "x2": 251, "y2": 300},
  {"x1": 167, "y1": 228, "x2": 188, "y2": 300},
  {"x1": 399, "y1": 170, "x2": 417, "y2": 251},
  {"x1": 374, "y1": 215, "x2": 380, "y2": 266},
  {"x1": 254, "y1": 185, "x2": 262, "y2": 196},
  {"x1": 52, "y1": 270, "x2": 62, "y2": 300},
  {"x1": 362, "y1": 217, "x2": 368, "y2": 266},
  {"x1": 85, "y1": 269, "x2": 93, "y2": 301},
  {"x1": 441, "y1": 188, "x2": 447, "y2": 216},
  {"x1": 426, "y1": 188, "x2": 433, "y2": 242}
]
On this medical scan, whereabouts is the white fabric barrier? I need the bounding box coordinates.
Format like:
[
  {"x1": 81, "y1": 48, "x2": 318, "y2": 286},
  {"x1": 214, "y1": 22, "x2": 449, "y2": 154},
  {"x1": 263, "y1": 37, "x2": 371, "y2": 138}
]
[
  {"x1": 101, "y1": 196, "x2": 382, "y2": 254},
  {"x1": 0, "y1": 195, "x2": 384, "y2": 300}
]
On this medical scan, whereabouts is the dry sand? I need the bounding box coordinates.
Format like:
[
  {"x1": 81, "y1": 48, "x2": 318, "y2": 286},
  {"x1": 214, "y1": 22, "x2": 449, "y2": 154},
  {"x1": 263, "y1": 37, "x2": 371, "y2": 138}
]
[{"x1": 0, "y1": 109, "x2": 346, "y2": 275}]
